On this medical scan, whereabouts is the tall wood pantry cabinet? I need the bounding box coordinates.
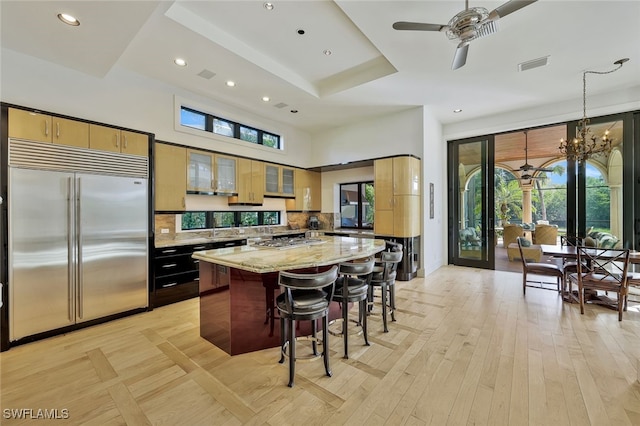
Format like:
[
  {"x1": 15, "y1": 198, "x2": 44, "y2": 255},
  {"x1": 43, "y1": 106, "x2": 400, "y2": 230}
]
[{"x1": 374, "y1": 156, "x2": 421, "y2": 238}]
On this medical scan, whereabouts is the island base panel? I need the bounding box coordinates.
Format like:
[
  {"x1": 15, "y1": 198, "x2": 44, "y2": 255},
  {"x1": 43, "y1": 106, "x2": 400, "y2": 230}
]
[{"x1": 200, "y1": 263, "x2": 342, "y2": 355}]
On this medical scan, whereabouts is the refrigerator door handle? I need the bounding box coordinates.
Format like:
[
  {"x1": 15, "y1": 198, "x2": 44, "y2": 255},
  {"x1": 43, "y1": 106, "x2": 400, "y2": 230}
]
[
  {"x1": 67, "y1": 177, "x2": 75, "y2": 321},
  {"x1": 76, "y1": 177, "x2": 83, "y2": 320}
]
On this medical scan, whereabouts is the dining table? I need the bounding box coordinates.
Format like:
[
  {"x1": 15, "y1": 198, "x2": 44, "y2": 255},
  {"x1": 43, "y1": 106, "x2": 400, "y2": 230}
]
[
  {"x1": 540, "y1": 244, "x2": 640, "y2": 264},
  {"x1": 540, "y1": 244, "x2": 640, "y2": 305}
]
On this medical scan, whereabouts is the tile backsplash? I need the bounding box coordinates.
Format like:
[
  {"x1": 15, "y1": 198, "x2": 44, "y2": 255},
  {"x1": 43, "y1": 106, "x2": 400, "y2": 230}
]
[{"x1": 154, "y1": 212, "x2": 338, "y2": 243}]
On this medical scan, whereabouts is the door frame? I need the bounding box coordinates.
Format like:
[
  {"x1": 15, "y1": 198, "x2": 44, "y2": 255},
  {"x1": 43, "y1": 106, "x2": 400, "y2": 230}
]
[{"x1": 448, "y1": 135, "x2": 496, "y2": 269}]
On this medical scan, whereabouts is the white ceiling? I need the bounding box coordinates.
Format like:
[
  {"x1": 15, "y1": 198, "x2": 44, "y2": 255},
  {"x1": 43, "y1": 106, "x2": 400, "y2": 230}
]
[{"x1": 1, "y1": 1, "x2": 639, "y2": 134}]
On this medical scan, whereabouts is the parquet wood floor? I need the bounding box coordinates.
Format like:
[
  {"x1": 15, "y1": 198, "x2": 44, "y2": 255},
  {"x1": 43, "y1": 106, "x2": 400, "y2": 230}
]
[{"x1": 2, "y1": 265, "x2": 640, "y2": 425}]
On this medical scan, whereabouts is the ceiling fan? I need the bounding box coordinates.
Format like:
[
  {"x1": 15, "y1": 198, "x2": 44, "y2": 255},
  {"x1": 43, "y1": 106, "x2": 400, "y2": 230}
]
[
  {"x1": 518, "y1": 130, "x2": 552, "y2": 180},
  {"x1": 392, "y1": 0, "x2": 537, "y2": 70}
]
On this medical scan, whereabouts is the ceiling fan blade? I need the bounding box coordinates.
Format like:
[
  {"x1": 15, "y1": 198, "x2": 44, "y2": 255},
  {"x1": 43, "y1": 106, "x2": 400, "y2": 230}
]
[
  {"x1": 392, "y1": 21, "x2": 446, "y2": 32},
  {"x1": 452, "y1": 42, "x2": 469, "y2": 70},
  {"x1": 489, "y1": 0, "x2": 537, "y2": 21}
]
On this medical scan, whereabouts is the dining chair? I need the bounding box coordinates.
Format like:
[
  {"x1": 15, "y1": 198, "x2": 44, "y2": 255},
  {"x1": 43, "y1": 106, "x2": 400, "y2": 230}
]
[
  {"x1": 626, "y1": 273, "x2": 640, "y2": 310},
  {"x1": 573, "y1": 247, "x2": 630, "y2": 321},
  {"x1": 517, "y1": 237, "x2": 564, "y2": 294},
  {"x1": 559, "y1": 235, "x2": 584, "y2": 300}
]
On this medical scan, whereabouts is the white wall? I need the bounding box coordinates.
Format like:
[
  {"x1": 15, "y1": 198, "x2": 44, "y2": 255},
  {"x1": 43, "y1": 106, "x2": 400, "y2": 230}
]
[
  {"x1": 421, "y1": 108, "x2": 446, "y2": 276},
  {"x1": 2, "y1": 47, "x2": 448, "y2": 277},
  {"x1": 315, "y1": 106, "x2": 448, "y2": 276},
  {"x1": 309, "y1": 107, "x2": 423, "y2": 167},
  {"x1": 0, "y1": 48, "x2": 312, "y2": 167},
  {"x1": 443, "y1": 85, "x2": 640, "y2": 140}
]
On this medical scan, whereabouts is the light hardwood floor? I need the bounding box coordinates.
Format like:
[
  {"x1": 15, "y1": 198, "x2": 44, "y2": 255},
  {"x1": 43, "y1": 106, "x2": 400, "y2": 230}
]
[{"x1": 2, "y1": 265, "x2": 640, "y2": 425}]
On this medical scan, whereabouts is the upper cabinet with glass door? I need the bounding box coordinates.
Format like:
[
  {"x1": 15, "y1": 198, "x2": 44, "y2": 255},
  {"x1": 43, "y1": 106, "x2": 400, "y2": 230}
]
[
  {"x1": 186, "y1": 148, "x2": 237, "y2": 195},
  {"x1": 215, "y1": 154, "x2": 238, "y2": 194},
  {"x1": 264, "y1": 163, "x2": 295, "y2": 198}
]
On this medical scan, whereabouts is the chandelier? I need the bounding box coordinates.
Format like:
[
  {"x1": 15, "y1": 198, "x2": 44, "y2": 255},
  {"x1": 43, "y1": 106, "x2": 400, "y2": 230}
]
[{"x1": 559, "y1": 58, "x2": 628, "y2": 162}]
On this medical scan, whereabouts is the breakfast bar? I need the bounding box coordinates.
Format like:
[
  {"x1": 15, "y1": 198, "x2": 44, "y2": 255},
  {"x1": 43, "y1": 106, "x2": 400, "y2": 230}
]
[{"x1": 193, "y1": 236, "x2": 385, "y2": 355}]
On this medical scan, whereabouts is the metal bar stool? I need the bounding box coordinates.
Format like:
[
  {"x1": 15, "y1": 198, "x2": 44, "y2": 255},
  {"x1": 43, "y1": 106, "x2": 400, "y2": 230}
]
[
  {"x1": 331, "y1": 257, "x2": 375, "y2": 359},
  {"x1": 369, "y1": 249, "x2": 402, "y2": 333},
  {"x1": 276, "y1": 266, "x2": 338, "y2": 387}
]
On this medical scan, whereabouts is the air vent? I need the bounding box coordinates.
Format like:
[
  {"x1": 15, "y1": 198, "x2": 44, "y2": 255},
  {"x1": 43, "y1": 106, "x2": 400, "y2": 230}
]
[
  {"x1": 197, "y1": 69, "x2": 216, "y2": 79},
  {"x1": 474, "y1": 20, "x2": 498, "y2": 39},
  {"x1": 518, "y1": 56, "x2": 550, "y2": 72},
  {"x1": 273, "y1": 102, "x2": 288, "y2": 109}
]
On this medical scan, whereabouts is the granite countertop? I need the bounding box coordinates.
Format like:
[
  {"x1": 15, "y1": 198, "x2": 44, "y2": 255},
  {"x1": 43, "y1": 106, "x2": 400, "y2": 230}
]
[
  {"x1": 329, "y1": 228, "x2": 375, "y2": 236},
  {"x1": 154, "y1": 229, "x2": 309, "y2": 248},
  {"x1": 192, "y1": 235, "x2": 385, "y2": 273}
]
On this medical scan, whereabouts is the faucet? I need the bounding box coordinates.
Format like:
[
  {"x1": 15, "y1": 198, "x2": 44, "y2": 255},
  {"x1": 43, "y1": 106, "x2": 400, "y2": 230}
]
[{"x1": 210, "y1": 217, "x2": 217, "y2": 238}]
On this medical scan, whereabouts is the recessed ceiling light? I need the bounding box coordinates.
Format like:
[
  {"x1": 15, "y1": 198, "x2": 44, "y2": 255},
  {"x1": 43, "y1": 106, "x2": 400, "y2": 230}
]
[
  {"x1": 323, "y1": 50, "x2": 332, "y2": 56},
  {"x1": 290, "y1": 109, "x2": 298, "y2": 114},
  {"x1": 262, "y1": 96, "x2": 270, "y2": 102},
  {"x1": 174, "y1": 58, "x2": 187, "y2": 67},
  {"x1": 57, "y1": 13, "x2": 79, "y2": 26},
  {"x1": 453, "y1": 109, "x2": 462, "y2": 113},
  {"x1": 226, "y1": 81, "x2": 236, "y2": 87},
  {"x1": 263, "y1": 2, "x2": 274, "y2": 10}
]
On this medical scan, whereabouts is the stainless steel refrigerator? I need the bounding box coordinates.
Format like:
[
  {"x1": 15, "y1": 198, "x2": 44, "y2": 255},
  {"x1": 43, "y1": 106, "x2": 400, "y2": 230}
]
[{"x1": 8, "y1": 139, "x2": 149, "y2": 341}]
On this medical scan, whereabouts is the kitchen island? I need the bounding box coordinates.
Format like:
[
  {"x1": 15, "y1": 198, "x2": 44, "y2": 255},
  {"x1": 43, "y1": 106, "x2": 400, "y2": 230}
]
[{"x1": 193, "y1": 236, "x2": 385, "y2": 355}]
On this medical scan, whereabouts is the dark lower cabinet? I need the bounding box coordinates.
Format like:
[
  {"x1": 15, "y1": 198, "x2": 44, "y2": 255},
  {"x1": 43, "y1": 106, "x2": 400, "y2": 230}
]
[
  {"x1": 153, "y1": 239, "x2": 246, "y2": 307},
  {"x1": 382, "y1": 236, "x2": 420, "y2": 281}
]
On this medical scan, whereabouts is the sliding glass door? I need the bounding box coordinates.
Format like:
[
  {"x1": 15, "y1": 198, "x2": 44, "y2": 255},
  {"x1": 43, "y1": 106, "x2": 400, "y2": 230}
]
[
  {"x1": 446, "y1": 111, "x2": 638, "y2": 273},
  {"x1": 448, "y1": 136, "x2": 495, "y2": 269}
]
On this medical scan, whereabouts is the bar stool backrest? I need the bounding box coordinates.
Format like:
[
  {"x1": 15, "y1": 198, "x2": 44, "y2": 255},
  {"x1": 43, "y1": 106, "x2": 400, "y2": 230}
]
[
  {"x1": 338, "y1": 257, "x2": 375, "y2": 283},
  {"x1": 278, "y1": 266, "x2": 338, "y2": 314},
  {"x1": 376, "y1": 250, "x2": 402, "y2": 283}
]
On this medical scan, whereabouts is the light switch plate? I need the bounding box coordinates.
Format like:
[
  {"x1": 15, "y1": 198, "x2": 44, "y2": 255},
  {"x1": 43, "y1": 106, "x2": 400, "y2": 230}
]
[{"x1": 160, "y1": 228, "x2": 170, "y2": 234}]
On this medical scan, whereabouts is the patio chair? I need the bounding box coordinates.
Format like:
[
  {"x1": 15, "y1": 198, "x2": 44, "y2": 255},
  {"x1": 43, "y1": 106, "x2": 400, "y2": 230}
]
[
  {"x1": 532, "y1": 224, "x2": 558, "y2": 245},
  {"x1": 503, "y1": 224, "x2": 524, "y2": 248}
]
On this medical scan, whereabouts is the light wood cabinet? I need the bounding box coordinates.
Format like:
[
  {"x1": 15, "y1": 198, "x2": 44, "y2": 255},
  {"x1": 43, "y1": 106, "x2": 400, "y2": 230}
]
[
  {"x1": 374, "y1": 156, "x2": 421, "y2": 237},
  {"x1": 186, "y1": 149, "x2": 237, "y2": 194},
  {"x1": 9, "y1": 108, "x2": 91, "y2": 147},
  {"x1": 287, "y1": 169, "x2": 321, "y2": 211},
  {"x1": 393, "y1": 156, "x2": 421, "y2": 195},
  {"x1": 230, "y1": 158, "x2": 264, "y2": 204},
  {"x1": 121, "y1": 131, "x2": 149, "y2": 156},
  {"x1": 8, "y1": 108, "x2": 52, "y2": 143},
  {"x1": 155, "y1": 143, "x2": 187, "y2": 211},
  {"x1": 374, "y1": 158, "x2": 394, "y2": 211},
  {"x1": 187, "y1": 149, "x2": 214, "y2": 192},
  {"x1": 52, "y1": 117, "x2": 89, "y2": 148},
  {"x1": 264, "y1": 163, "x2": 295, "y2": 197},
  {"x1": 89, "y1": 124, "x2": 148, "y2": 156},
  {"x1": 215, "y1": 154, "x2": 238, "y2": 194},
  {"x1": 392, "y1": 195, "x2": 421, "y2": 237}
]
